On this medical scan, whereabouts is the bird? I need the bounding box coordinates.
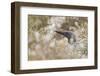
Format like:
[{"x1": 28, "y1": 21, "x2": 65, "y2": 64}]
[{"x1": 55, "y1": 31, "x2": 76, "y2": 44}]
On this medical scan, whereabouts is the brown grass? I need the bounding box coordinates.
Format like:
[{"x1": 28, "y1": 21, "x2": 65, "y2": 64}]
[{"x1": 28, "y1": 15, "x2": 88, "y2": 61}]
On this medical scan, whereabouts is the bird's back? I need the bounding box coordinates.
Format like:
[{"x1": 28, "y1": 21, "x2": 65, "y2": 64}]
[{"x1": 55, "y1": 31, "x2": 76, "y2": 44}]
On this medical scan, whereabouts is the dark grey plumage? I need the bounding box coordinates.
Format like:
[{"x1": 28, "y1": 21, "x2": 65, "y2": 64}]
[{"x1": 55, "y1": 31, "x2": 76, "y2": 44}]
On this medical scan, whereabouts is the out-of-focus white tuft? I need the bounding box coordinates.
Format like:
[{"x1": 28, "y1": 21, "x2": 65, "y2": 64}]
[{"x1": 34, "y1": 31, "x2": 40, "y2": 42}]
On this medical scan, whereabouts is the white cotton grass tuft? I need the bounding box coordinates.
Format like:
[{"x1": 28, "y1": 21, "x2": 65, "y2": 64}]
[
  {"x1": 44, "y1": 34, "x2": 53, "y2": 43},
  {"x1": 34, "y1": 31, "x2": 40, "y2": 42},
  {"x1": 49, "y1": 39, "x2": 56, "y2": 48}
]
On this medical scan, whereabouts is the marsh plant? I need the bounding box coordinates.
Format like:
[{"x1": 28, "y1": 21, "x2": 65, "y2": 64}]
[{"x1": 28, "y1": 15, "x2": 88, "y2": 60}]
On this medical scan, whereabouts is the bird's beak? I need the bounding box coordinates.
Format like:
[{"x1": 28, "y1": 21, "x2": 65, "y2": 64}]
[{"x1": 55, "y1": 31, "x2": 64, "y2": 35}]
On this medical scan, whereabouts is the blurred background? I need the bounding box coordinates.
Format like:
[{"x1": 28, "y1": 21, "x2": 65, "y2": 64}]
[{"x1": 28, "y1": 15, "x2": 88, "y2": 60}]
